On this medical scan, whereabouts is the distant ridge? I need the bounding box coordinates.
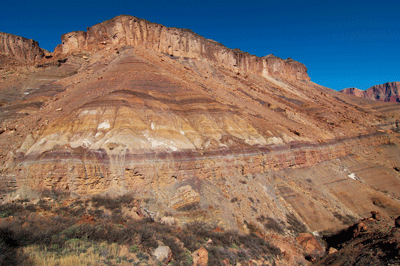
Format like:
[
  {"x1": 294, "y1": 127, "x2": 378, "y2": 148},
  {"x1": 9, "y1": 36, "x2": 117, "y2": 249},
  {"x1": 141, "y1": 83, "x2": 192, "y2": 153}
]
[{"x1": 341, "y1": 82, "x2": 400, "y2": 102}]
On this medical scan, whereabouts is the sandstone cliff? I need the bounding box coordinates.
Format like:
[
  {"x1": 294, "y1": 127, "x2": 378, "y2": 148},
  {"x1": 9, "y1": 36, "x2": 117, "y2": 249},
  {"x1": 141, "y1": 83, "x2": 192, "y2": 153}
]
[
  {"x1": 0, "y1": 32, "x2": 47, "y2": 63},
  {"x1": 54, "y1": 15, "x2": 310, "y2": 81},
  {"x1": 341, "y1": 82, "x2": 400, "y2": 102}
]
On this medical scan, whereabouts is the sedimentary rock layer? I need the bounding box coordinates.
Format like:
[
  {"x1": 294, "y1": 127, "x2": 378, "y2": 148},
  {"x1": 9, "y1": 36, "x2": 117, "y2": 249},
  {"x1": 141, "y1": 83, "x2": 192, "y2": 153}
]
[
  {"x1": 7, "y1": 131, "x2": 400, "y2": 232},
  {"x1": 54, "y1": 15, "x2": 309, "y2": 81},
  {"x1": 0, "y1": 32, "x2": 46, "y2": 62}
]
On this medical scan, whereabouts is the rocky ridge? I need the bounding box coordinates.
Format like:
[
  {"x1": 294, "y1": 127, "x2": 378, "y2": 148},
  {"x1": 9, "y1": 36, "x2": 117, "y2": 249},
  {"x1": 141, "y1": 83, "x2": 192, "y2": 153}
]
[
  {"x1": 0, "y1": 32, "x2": 48, "y2": 66},
  {"x1": 341, "y1": 82, "x2": 400, "y2": 102},
  {"x1": 54, "y1": 15, "x2": 310, "y2": 81}
]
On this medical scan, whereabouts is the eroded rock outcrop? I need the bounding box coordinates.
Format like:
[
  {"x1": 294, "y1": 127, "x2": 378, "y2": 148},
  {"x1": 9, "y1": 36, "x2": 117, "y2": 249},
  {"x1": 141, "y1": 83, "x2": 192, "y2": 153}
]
[
  {"x1": 0, "y1": 32, "x2": 47, "y2": 63},
  {"x1": 54, "y1": 15, "x2": 309, "y2": 81}
]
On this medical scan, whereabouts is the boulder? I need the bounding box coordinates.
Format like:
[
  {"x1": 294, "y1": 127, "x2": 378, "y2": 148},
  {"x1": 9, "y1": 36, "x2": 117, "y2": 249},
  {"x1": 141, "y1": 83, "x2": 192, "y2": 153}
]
[
  {"x1": 192, "y1": 247, "x2": 208, "y2": 266},
  {"x1": 153, "y1": 245, "x2": 172, "y2": 264},
  {"x1": 370, "y1": 211, "x2": 382, "y2": 221},
  {"x1": 328, "y1": 247, "x2": 338, "y2": 254},
  {"x1": 296, "y1": 233, "x2": 324, "y2": 259}
]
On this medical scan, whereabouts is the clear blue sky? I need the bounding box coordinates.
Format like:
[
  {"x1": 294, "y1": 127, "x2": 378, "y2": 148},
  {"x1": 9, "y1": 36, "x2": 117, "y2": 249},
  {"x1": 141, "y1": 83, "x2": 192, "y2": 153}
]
[{"x1": 2, "y1": 0, "x2": 399, "y2": 91}]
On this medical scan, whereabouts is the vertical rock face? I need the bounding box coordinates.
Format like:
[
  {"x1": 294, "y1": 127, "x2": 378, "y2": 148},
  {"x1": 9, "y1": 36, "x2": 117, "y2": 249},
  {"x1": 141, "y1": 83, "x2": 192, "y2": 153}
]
[
  {"x1": 0, "y1": 32, "x2": 46, "y2": 62},
  {"x1": 55, "y1": 15, "x2": 310, "y2": 81},
  {"x1": 365, "y1": 82, "x2": 400, "y2": 102},
  {"x1": 57, "y1": 31, "x2": 87, "y2": 55},
  {"x1": 341, "y1": 82, "x2": 400, "y2": 102}
]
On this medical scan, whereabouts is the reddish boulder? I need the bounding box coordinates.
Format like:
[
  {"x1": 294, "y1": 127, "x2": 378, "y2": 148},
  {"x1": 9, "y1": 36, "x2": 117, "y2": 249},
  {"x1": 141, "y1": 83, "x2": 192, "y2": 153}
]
[
  {"x1": 296, "y1": 233, "x2": 324, "y2": 260},
  {"x1": 192, "y1": 247, "x2": 208, "y2": 266}
]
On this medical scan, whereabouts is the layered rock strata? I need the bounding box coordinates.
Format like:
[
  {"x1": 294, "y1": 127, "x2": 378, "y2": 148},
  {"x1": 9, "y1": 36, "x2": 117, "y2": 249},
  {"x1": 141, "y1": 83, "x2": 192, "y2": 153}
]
[
  {"x1": 0, "y1": 32, "x2": 46, "y2": 63},
  {"x1": 54, "y1": 15, "x2": 309, "y2": 81},
  {"x1": 8, "y1": 132, "x2": 400, "y2": 232}
]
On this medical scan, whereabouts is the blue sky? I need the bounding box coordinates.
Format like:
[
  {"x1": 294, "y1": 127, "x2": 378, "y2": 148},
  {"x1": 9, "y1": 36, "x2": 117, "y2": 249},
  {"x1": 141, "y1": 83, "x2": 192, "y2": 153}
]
[{"x1": 1, "y1": 0, "x2": 399, "y2": 91}]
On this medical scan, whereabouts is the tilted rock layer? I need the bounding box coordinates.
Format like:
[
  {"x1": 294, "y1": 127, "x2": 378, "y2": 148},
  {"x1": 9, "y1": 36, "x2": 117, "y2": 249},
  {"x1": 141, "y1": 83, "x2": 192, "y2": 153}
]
[
  {"x1": 341, "y1": 82, "x2": 400, "y2": 102},
  {"x1": 1, "y1": 15, "x2": 400, "y2": 240}
]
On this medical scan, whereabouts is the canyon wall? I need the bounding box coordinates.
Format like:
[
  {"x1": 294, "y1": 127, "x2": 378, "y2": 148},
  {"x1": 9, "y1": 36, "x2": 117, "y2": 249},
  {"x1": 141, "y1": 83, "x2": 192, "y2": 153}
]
[{"x1": 54, "y1": 15, "x2": 310, "y2": 81}]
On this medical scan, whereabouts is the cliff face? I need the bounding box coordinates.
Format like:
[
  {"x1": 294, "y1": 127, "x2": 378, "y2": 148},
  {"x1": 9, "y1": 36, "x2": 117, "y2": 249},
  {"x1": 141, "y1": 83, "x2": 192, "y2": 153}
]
[
  {"x1": 0, "y1": 32, "x2": 46, "y2": 63},
  {"x1": 365, "y1": 82, "x2": 400, "y2": 102},
  {"x1": 54, "y1": 15, "x2": 310, "y2": 81},
  {"x1": 341, "y1": 82, "x2": 400, "y2": 102}
]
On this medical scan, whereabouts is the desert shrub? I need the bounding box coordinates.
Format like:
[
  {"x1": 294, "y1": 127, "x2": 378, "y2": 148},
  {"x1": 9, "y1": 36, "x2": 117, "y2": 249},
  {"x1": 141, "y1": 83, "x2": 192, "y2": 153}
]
[
  {"x1": 24, "y1": 203, "x2": 37, "y2": 212},
  {"x1": 208, "y1": 230, "x2": 240, "y2": 247},
  {"x1": 132, "y1": 223, "x2": 158, "y2": 252},
  {"x1": 172, "y1": 250, "x2": 194, "y2": 266},
  {"x1": 162, "y1": 235, "x2": 184, "y2": 258},
  {"x1": 244, "y1": 220, "x2": 262, "y2": 233},
  {"x1": 0, "y1": 203, "x2": 24, "y2": 218},
  {"x1": 286, "y1": 213, "x2": 307, "y2": 234},
  {"x1": 333, "y1": 212, "x2": 357, "y2": 225},
  {"x1": 177, "y1": 230, "x2": 198, "y2": 252},
  {"x1": 87, "y1": 208, "x2": 104, "y2": 219},
  {"x1": 239, "y1": 233, "x2": 281, "y2": 258},
  {"x1": 264, "y1": 217, "x2": 285, "y2": 234},
  {"x1": 36, "y1": 199, "x2": 52, "y2": 211},
  {"x1": 207, "y1": 246, "x2": 238, "y2": 266},
  {"x1": 90, "y1": 194, "x2": 135, "y2": 210},
  {"x1": 136, "y1": 251, "x2": 149, "y2": 261},
  {"x1": 185, "y1": 221, "x2": 212, "y2": 236}
]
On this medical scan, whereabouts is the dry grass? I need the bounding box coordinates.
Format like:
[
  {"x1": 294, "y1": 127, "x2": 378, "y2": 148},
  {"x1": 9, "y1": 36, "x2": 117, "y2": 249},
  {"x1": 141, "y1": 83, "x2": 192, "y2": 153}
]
[
  {"x1": 23, "y1": 241, "x2": 136, "y2": 266},
  {"x1": 23, "y1": 244, "x2": 101, "y2": 266}
]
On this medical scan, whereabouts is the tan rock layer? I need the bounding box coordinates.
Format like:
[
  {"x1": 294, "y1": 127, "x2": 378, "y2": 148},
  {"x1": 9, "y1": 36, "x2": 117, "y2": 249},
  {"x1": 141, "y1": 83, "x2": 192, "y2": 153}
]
[
  {"x1": 54, "y1": 15, "x2": 310, "y2": 81},
  {"x1": 13, "y1": 132, "x2": 391, "y2": 195},
  {"x1": 0, "y1": 32, "x2": 46, "y2": 62},
  {"x1": 5, "y1": 132, "x2": 400, "y2": 232}
]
